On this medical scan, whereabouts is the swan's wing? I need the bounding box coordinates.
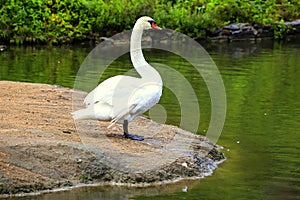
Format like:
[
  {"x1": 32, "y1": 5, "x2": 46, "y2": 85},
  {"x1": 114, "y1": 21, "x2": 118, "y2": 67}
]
[
  {"x1": 83, "y1": 75, "x2": 162, "y2": 127},
  {"x1": 110, "y1": 83, "x2": 162, "y2": 126},
  {"x1": 84, "y1": 75, "x2": 138, "y2": 106},
  {"x1": 84, "y1": 75, "x2": 121, "y2": 105},
  {"x1": 128, "y1": 83, "x2": 163, "y2": 112}
]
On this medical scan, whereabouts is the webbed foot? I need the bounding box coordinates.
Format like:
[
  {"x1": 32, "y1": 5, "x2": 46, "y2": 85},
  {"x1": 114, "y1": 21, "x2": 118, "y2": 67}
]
[{"x1": 124, "y1": 132, "x2": 144, "y2": 141}]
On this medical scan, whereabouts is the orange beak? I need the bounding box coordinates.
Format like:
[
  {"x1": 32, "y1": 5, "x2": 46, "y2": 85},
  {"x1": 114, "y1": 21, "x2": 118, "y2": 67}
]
[{"x1": 151, "y1": 21, "x2": 162, "y2": 30}]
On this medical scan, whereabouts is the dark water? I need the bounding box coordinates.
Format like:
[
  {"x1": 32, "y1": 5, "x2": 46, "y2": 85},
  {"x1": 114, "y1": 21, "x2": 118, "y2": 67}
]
[{"x1": 0, "y1": 39, "x2": 300, "y2": 200}]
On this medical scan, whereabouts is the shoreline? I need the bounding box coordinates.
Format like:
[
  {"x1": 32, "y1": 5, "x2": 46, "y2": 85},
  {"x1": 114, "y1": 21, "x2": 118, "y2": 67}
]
[{"x1": 1, "y1": 165, "x2": 228, "y2": 199}]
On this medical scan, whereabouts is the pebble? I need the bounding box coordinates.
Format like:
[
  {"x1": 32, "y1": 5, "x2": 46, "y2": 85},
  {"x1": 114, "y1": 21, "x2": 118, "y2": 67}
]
[
  {"x1": 74, "y1": 158, "x2": 82, "y2": 163},
  {"x1": 182, "y1": 186, "x2": 188, "y2": 192},
  {"x1": 62, "y1": 130, "x2": 72, "y2": 134}
]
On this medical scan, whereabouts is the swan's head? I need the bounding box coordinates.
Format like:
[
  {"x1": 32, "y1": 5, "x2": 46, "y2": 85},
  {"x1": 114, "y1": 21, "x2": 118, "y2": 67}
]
[{"x1": 135, "y1": 16, "x2": 162, "y2": 30}]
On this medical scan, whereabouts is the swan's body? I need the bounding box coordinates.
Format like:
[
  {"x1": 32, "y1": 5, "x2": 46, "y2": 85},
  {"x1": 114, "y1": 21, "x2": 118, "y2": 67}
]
[{"x1": 72, "y1": 16, "x2": 162, "y2": 141}]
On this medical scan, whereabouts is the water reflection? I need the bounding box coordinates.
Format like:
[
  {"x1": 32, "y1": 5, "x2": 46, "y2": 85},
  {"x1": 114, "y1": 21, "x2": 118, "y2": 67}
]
[
  {"x1": 0, "y1": 40, "x2": 300, "y2": 200},
  {"x1": 0, "y1": 45, "x2": 90, "y2": 87}
]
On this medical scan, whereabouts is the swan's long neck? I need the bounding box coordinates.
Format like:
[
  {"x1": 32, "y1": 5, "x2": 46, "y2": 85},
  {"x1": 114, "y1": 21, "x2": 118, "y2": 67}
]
[{"x1": 130, "y1": 25, "x2": 162, "y2": 84}]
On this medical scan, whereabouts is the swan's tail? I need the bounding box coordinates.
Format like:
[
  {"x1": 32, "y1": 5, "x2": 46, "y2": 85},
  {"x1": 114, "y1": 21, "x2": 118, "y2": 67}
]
[{"x1": 72, "y1": 107, "x2": 96, "y2": 120}]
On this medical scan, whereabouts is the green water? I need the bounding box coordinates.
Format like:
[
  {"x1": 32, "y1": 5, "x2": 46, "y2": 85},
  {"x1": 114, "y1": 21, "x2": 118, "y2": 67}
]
[{"x1": 0, "y1": 40, "x2": 300, "y2": 200}]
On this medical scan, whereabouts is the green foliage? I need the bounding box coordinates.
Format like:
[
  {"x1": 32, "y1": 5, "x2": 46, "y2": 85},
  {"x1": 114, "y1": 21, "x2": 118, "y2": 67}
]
[
  {"x1": 91, "y1": 0, "x2": 154, "y2": 36},
  {"x1": 0, "y1": 0, "x2": 94, "y2": 44},
  {"x1": 0, "y1": 0, "x2": 299, "y2": 44},
  {"x1": 272, "y1": 20, "x2": 292, "y2": 40},
  {"x1": 198, "y1": 0, "x2": 300, "y2": 28},
  {"x1": 152, "y1": 0, "x2": 207, "y2": 37}
]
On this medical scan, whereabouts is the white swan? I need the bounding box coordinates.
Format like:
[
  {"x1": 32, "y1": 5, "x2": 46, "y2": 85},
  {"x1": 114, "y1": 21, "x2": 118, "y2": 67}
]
[{"x1": 72, "y1": 16, "x2": 163, "y2": 141}]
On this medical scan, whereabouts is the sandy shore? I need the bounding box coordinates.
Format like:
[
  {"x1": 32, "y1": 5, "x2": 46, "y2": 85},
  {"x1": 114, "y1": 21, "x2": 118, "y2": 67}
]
[{"x1": 0, "y1": 81, "x2": 225, "y2": 196}]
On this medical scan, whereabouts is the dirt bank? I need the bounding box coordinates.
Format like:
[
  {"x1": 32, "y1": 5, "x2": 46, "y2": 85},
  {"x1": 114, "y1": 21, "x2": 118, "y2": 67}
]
[{"x1": 0, "y1": 81, "x2": 225, "y2": 196}]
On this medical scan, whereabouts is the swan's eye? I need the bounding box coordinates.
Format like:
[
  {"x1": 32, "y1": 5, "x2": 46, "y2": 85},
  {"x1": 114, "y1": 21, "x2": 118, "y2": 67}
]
[{"x1": 148, "y1": 20, "x2": 155, "y2": 25}]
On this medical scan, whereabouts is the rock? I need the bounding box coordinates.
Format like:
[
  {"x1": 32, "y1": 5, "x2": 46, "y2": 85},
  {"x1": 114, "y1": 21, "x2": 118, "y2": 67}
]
[
  {"x1": 0, "y1": 81, "x2": 225, "y2": 196},
  {"x1": 284, "y1": 19, "x2": 300, "y2": 26},
  {"x1": 0, "y1": 45, "x2": 7, "y2": 52},
  {"x1": 284, "y1": 19, "x2": 300, "y2": 34},
  {"x1": 222, "y1": 23, "x2": 257, "y2": 39},
  {"x1": 211, "y1": 20, "x2": 300, "y2": 42},
  {"x1": 223, "y1": 24, "x2": 240, "y2": 31}
]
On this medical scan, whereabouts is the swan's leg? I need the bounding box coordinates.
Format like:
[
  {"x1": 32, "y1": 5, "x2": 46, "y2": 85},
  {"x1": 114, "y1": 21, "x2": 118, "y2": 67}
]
[{"x1": 123, "y1": 120, "x2": 144, "y2": 141}]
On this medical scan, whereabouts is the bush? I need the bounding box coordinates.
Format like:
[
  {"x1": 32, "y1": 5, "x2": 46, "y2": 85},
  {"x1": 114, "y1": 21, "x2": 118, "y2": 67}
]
[
  {"x1": 0, "y1": 0, "x2": 95, "y2": 44},
  {"x1": 0, "y1": 0, "x2": 299, "y2": 44}
]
